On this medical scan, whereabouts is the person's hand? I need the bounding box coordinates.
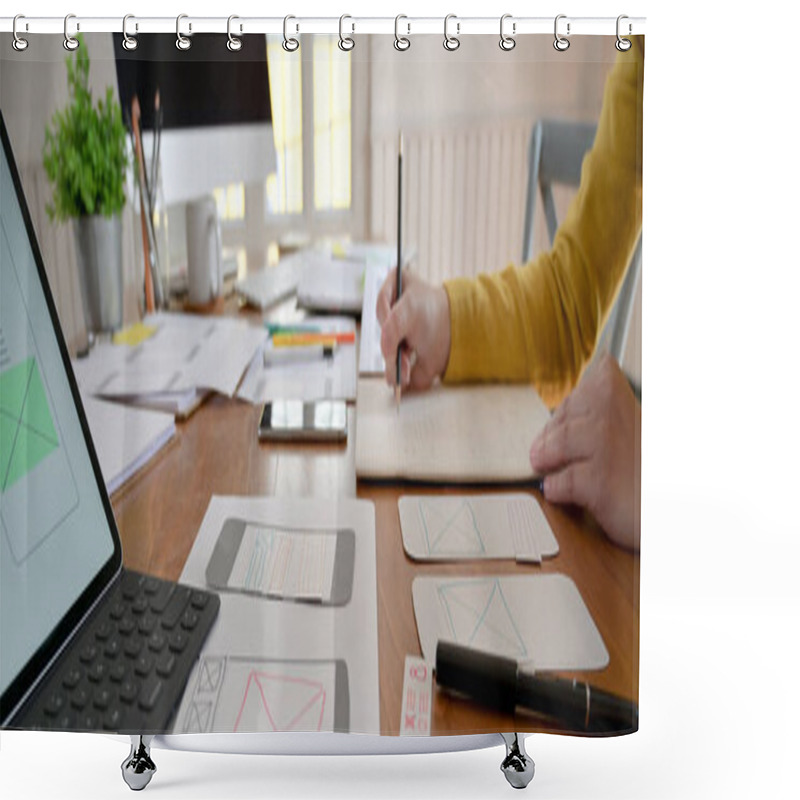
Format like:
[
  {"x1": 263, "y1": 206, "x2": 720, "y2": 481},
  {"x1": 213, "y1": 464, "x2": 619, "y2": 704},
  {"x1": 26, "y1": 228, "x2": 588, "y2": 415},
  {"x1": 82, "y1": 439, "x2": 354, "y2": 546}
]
[
  {"x1": 529, "y1": 354, "x2": 641, "y2": 551},
  {"x1": 376, "y1": 268, "x2": 451, "y2": 391}
]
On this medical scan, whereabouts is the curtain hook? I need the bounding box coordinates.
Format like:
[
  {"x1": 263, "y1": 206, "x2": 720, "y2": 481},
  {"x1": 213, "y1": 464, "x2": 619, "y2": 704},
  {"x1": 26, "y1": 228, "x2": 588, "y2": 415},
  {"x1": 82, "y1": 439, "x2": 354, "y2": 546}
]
[
  {"x1": 499, "y1": 14, "x2": 516, "y2": 51},
  {"x1": 394, "y1": 15, "x2": 410, "y2": 51},
  {"x1": 63, "y1": 14, "x2": 79, "y2": 51},
  {"x1": 12, "y1": 15, "x2": 29, "y2": 52},
  {"x1": 227, "y1": 15, "x2": 242, "y2": 52},
  {"x1": 553, "y1": 14, "x2": 570, "y2": 52},
  {"x1": 616, "y1": 15, "x2": 632, "y2": 52},
  {"x1": 122, "y1": 15, "x2": 138, "y2": 51},
  {"x1": 283, "y1": 15, "x2": 299, "y2": 52},
  {"x1": 339, "y1": 14, "x2": 355, "y2": 51},
  {"x1": 443, "y1": 14, "x2": 460, "y2": 52},
  {"x1": 176, "y1": 14, "x2": 192, "y2": 51}
]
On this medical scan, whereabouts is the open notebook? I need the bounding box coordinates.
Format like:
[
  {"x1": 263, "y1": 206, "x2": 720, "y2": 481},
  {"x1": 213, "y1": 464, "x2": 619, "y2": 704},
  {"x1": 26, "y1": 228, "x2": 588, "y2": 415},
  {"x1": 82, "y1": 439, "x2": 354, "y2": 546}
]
[{"x1": 354, "y1": 378, "x2": 550, "y2": 483}]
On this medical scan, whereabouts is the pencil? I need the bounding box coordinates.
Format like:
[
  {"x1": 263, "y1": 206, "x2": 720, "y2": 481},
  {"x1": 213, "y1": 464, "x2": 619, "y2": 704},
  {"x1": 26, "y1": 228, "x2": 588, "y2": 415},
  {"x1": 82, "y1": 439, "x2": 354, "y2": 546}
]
[{"x1": 395, "y1": 131, "x2": 403, "y2": 410}]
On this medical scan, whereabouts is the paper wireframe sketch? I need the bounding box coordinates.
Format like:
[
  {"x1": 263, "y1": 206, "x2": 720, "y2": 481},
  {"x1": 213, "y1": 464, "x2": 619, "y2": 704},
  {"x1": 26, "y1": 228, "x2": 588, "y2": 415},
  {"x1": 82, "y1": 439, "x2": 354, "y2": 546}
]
[
  {"x1": 174, "y1": 656, "x2": 345, "y2": 733},
  {"x1": 355, "y1": 378, "x2": 550, "y2": 482},
  {"x1": 399, "y1": 494, "x2": 558, "y2": 563},
  {"x1": 177, "y1": 495, "x2": 379, "y2": 734},
  {"x1": 412, "y1": 574, "x2": 608, "y2": 671},
  {"x1": 227, "y1": 524, "x2": 338, "y2": 601}
]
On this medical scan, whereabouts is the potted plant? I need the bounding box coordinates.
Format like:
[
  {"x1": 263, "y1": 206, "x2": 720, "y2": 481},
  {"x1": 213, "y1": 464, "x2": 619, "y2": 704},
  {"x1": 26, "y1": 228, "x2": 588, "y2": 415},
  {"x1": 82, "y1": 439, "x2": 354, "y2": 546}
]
[{"x1": 43, "y1": 34, "x2": 128, "y2": 336}]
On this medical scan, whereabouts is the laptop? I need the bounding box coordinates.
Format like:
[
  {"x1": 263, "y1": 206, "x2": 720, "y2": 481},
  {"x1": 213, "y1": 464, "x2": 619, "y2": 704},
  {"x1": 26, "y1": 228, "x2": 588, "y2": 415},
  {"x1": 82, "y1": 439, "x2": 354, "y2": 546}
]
[{"x1": 0, "y1": 111, "x2": 219, "y2": 734}]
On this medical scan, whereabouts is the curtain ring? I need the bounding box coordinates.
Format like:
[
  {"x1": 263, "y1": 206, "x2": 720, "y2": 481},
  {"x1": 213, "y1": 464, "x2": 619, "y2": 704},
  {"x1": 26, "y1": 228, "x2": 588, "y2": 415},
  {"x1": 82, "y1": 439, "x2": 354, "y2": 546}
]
[
  {"x1": 553, "y1": 14, "x2": 570, "y2": 51},
  {"x1": 339, "y1": 14, "x2": 355, "y2": 51},
  {"x1": 283, "y1": 15, "x2": 299, "y2": 52},
  {"x1": 443, "y1": 14, "x2": 460, "y2": 52},
  {"x1": 176, "y1": 14, "x2": 192, "y2": 51},
  {"x1": 394, "y1": 15, "x2": 410, "y2": 51},
  {"x1": 615, "y1": 15, "x2": 632, "y2": 52},
  {"x1": 499, "y1": 14, "x2": 516, "y2": 51},
  {"x1": 12, "y1": 15, "x2": 29, "y2": 52},
  {"x1": 227, "y1": 15, "x2": 242, "y2": 51},
  {"x1": 63, "y1": 14, "x2": 79, "y2": 51},
  {"x1": 122, "y1": 14, "x2": 138, "y2": 51}
]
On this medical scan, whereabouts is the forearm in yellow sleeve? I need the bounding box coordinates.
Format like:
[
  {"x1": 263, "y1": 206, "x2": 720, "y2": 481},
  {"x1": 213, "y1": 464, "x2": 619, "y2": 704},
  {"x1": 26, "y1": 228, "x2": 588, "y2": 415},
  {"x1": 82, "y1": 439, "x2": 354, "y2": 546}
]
[{"x1": 443, "y1": 38, "x2": 643, "y2": 408}]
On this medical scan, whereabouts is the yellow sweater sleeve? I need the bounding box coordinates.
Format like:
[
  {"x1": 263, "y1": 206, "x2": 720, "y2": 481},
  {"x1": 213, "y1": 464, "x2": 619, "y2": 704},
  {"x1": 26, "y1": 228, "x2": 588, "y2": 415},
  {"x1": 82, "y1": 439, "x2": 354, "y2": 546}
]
[{"x1": 443, "y1": 38, "x2": 644, "y2": 408}]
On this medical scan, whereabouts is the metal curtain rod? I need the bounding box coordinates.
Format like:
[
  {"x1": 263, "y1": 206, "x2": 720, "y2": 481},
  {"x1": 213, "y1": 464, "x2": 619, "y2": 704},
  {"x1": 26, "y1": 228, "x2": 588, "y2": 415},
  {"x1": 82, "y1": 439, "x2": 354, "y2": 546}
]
[{"x1": 1, "y1": 15, "x2": 646, "y2": 37}]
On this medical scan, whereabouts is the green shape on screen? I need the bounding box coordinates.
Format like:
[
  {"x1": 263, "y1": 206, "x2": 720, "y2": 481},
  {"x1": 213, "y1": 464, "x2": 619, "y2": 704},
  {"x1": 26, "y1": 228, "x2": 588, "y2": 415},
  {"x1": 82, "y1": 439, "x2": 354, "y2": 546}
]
[{"x1": 0, "y1": 357, "x2": 59, "y2": 491}]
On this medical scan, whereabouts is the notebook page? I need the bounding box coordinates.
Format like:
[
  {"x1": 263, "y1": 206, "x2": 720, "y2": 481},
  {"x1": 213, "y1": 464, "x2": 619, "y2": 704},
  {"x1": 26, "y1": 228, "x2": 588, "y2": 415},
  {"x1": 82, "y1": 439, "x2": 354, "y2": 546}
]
[{"x1": 355, "y1": 378, "x2": 550, "y2": 482}]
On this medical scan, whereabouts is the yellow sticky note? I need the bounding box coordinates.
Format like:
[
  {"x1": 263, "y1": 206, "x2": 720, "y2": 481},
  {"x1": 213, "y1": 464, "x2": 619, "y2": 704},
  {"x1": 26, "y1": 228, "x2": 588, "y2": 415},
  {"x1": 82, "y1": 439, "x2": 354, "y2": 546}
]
[
  {"x1": 331, "y1": 242, "x2": 347, "y2": 258},
  {"x1": 112, "y1": 322, "x2": 157, "y2": 346}
]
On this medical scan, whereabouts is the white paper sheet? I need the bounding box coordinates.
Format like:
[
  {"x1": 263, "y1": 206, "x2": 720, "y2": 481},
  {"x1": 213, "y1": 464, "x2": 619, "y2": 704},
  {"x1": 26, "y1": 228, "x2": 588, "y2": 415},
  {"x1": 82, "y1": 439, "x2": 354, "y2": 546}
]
[
  {"x1": 399, "y1": 494, "x2": 558, "y2": 563},
  {"x1": 71, "y1": 312, "x2": 266, "y2": 399},
  {"x1": 80, "y1": 395, "x2": 175, "y2": 494},
  {"x1": 296, "y1": 256, "x2": 366, "y2": 314},
  {"x1": 236, "y1": 316, "x2": 357, "y2": 403},
  {"x1": 355, "y1": 377, "x2": 551, "y2": 482},
  {"x1": 174, "y1": 496, "x2": 379, "y2": 735},
  {"x1": 359, "y1": 261, "x2": 391, "y2": 375},
  {"x1": 413, "y1": 574, "x2": 609, "y2": 672}
]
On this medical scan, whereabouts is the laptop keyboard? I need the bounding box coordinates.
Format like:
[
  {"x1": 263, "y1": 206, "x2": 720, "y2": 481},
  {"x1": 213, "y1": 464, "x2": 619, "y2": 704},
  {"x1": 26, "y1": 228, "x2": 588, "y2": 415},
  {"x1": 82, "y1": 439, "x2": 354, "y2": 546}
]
[{"x1": 18, "y1": 570, "x2": 219, "y2": 734}]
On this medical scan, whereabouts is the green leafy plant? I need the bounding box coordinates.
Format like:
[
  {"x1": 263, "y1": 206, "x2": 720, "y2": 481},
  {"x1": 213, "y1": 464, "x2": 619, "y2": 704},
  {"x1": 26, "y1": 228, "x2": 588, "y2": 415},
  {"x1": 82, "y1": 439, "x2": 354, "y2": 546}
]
[{"x1": 42, "y1": 35, "x2": 127, "y2": 222}]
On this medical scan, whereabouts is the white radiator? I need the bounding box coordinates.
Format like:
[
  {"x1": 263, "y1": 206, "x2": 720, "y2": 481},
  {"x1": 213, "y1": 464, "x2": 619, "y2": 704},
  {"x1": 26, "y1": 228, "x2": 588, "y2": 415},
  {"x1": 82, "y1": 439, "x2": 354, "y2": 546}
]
[{"x1": 370, "y1": 121, "x2": 533, "y2": 282}]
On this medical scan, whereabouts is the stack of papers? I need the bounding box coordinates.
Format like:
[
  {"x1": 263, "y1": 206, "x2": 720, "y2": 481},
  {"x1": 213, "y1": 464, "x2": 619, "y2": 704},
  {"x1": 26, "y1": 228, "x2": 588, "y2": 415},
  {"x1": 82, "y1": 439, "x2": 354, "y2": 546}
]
[
  {"x1": 296, "y1": 242, "x2": 397, "y2": 316},
  {"x1": 72, "y1": 312, "x2": 267, "y2": 417},
  {"x1": 237, "y1": 316, "x2": 357, "y2": 403},
  {"x1": 80, "y1": 395, "x2": 175, "y2": 494}
]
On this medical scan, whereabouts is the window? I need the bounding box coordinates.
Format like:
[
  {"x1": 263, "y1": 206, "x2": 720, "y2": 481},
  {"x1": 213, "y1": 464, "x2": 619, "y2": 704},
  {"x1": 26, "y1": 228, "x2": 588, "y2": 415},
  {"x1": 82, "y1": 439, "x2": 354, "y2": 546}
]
[{"x1": 313, "y1": 38, "x2": 352, "y2": 212}]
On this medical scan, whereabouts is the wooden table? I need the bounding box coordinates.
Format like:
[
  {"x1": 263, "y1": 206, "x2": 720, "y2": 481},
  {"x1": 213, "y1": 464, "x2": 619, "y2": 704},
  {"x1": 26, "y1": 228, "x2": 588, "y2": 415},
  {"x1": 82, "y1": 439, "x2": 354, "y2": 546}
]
[
  {"x1": 111, "y1": 287, "x2": 638, "y2": 736},
  {"x1": 110, "y1": 387, "x2": 639, "y2": 737}
]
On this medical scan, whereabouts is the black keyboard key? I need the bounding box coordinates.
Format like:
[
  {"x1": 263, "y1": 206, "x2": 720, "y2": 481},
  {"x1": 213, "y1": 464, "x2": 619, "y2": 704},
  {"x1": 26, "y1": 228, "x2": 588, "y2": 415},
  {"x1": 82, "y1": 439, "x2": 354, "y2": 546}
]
[
  {"x1": 62, "y1": 667, "x2": 82, "y2": 689},
  {"x1": 80, "y1": 712, "x2": 99, "y2": 730},
  {"x1": 149, "y1": 583, "x2": 175, "y2": 614},
  {"x1": 134, "y1": 655, "x2": 154, "y2": 677},
  {"x1": 131, "y1": 595, "x2": 149, "y2": 615},
  {"x1": 109, "y1": 663, "x2": 127, "y2": 683},
  {"x1": 155, "y1": 653, "x2": 176, "y2": 678},
  {"x1": 104, "y1": 638, "x2": 121, "y2": 659},
  {"x1": 138, "y1": 615, "x2": 156, "y2": 635},
  {"x1": 71, "y1": 688, "x2": 89, "y2": 710},
  {"x1": 138, "y1": 676, "x2": 163, "y2": 712},
  {"x1": 143, "y1": 577, "x2": 160, "y2": 595},
  {"x1": 87, "y1": 663, "x2": 107, "y2": 684},
  {"x1": 103, "y1": 707, "x2": 125, "y2": 731},
  {"x1": 161, "y1": 587, "x2": 191, "y2": 630},
  {"x1": 120, "y1": 679, "x2": 140, "y2": 704},
  {"x1": 124, "y1": 638, "x2": 143, "y2": 659},
  {"x1": 109, "y1": 601, "x2": 126, "y2": 620},
  {"x1": 118, "y1": 616, "x2": 136, "y2": 636},
  {"x1": 147, "y1": 632, "x2": 166, "y2": 653},
  {"x1": 190, "y1": 591, "x2": 210, "y2": 610},
  {"x1": 94, "y1": 621, "x2": 112, "y2": 641},
  {"x1": 79, "y1": 644, "x2": 98, "y2": 664},
  {"x1": 56, "y1": 712, "x2": 76, "y2": 730},
  {"x1": 93, "y1": 688, "x2": 112, "y2": 710},
  {"x1": 121, "y1": 573, "x2": 143, "y2": 600},
  {"x1": 168, "y1": 631, "x2": 188, "y2": 653},
  {"x1": 43, "y1": 692, "x2": 66, "y2": 716},
  {"x1": 181, "y1": 610, "x2": 199, "y2": 631}
]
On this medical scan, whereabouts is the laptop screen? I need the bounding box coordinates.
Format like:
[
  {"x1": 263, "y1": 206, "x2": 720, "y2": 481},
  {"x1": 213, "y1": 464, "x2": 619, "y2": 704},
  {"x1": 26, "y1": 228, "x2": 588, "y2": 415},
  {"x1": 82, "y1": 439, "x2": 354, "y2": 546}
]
[{"x1": 1, "y1": 115, "x2": 121, "y2": 718}]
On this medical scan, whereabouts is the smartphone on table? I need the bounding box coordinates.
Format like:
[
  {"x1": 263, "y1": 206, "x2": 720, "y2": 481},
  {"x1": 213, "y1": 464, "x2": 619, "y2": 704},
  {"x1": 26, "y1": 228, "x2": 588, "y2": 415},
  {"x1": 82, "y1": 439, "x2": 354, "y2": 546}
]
[{"x1": 258, "y1": 399, "x2": 347, "y2": 442}]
